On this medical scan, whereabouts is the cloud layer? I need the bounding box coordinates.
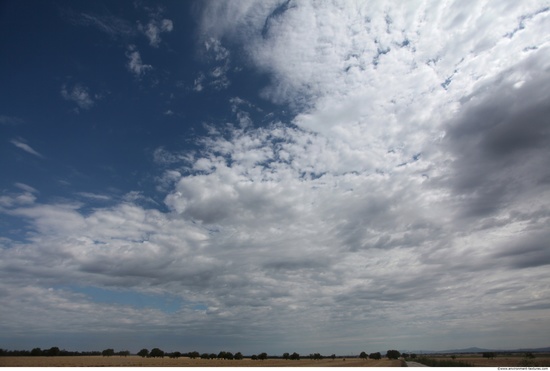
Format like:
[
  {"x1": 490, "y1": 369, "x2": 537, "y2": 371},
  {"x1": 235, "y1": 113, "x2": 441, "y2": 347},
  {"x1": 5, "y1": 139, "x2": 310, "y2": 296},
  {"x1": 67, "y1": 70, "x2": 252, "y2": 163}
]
[{"x1": 1, "y1": 0, "x2": 550, "y2": 354}]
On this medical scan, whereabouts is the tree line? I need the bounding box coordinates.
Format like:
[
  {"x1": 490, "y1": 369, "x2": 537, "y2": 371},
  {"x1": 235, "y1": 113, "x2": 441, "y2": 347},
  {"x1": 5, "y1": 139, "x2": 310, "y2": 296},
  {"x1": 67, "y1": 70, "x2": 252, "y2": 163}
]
[{"x1": 1, "y1": 347, "x2": 408, "y2": 360}]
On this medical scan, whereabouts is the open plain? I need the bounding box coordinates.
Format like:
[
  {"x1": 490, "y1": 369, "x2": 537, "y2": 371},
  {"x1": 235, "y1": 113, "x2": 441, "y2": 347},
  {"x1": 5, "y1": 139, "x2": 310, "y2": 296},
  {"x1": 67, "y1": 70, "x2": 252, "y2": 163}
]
[
  {"x1": 0, "y1": 356, "x2": 401, "y2": 367},
  {"x1": 423, "y1": 354, "x2": 550, "y2": 367}
]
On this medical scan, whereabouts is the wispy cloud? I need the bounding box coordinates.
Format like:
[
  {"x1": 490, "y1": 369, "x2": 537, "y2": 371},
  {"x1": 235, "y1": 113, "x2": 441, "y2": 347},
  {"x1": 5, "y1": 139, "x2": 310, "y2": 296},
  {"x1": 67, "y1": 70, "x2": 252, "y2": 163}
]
[
  {"x1": 139, "y1": 18, "x2": 173, "y2": 47},
  {"x1": 0, "y1": 115, "x2": 24, "y2": 126},
  {"x1": 75, "y1": 12, "x2": 136, "y2": 39},
  {"x1": 126, "y1": 45, "x2": 152, "y2": 77},
  {"x1": 10, "y1": 138, "x2": 44, "y2": 158},
  {"x1": 76, "y1": 192, "x2": 111, "y2": 201},
  {"x1": 61, "y1": 84, "x2": 95, "y2": 111},
  {"x1": 194, "y1": 38, "x2": 231, "y2": 92}
]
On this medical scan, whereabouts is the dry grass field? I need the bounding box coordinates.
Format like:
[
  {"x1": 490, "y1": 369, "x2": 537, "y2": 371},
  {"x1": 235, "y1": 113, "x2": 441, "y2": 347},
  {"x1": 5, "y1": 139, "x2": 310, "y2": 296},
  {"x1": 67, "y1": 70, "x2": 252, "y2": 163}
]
[
  {"x1": 426, "y1": 354, "x2": 550, "y2": 367},
  {"x1": 0, "y1": 355, "x2": 402, "y2": 367}
]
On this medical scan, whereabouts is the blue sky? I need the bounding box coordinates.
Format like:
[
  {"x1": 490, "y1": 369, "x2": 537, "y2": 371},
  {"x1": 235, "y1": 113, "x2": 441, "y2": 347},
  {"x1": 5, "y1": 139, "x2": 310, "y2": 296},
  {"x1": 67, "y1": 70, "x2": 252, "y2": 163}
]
[{"x1": 1, "y1": 0, "x2": 550, "y2": 355}]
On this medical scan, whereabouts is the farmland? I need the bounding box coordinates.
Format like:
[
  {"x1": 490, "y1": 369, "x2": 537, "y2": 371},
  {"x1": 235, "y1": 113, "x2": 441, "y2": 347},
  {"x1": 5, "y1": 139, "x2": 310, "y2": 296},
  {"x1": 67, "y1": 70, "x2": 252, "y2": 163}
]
[
  {"x1": 416, "y1": 354, "x2": 550, "y2": 367},
  {"x1": 0, "y1": 355, "x2": 401, "y2": 367}
]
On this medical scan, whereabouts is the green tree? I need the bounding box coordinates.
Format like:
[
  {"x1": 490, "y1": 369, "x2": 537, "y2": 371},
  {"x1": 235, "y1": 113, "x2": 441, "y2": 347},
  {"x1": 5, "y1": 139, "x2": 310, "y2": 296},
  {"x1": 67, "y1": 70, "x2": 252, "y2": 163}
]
[
  {"x1": 283, "y1": 352, "x2": 290, "y2": 360},
  {"x1": 251, "y1": 354, "x2": 258, "y2": 360},
  {"x1": 369, "y1": 352, "x2": 381, "y2": 360},
  {"x1": 102, "y1": 349, "x2": 115, "y2": 357},
  {"x1": 200, "y1": 353, "x2": 209, "y2": 359},
  {"x1": 118, "y1": 350, "x2": 130, "y2": 357},
  {"x1": 188, "y1": 351, "x2": 200, "y2": 359},
  {"x1": 149, "y1": 348, "x2": 165, "y2": 358},
  {"x1": 30, "y1": 348, "x2": 42, "y2": 356},
  {"x1": 46, "y1": 347, "x2": 60, "y2": 357},
  {"x1": 234, "y1": 352, "x2": 243, "y2": 360},
  {"x1": 331, "y1": 354, "x2": 336, "y2": 360},
  {"x1": 359, "y1": 351, "x2": 368, "y2": 359},
  {"x1": 386, "y1": 350, "x2": 401, "y2": 360},
  {"x1": 290, "y1": 352, "x2": 300, "y2": 360},
  {"x1": 137, "y1": 349, "x2": 149, "y2": 358},
  {"x1": 482, "y1": 352, "x2": 496, "y2": 359},
  {"x1": 258, "y1": 352, "x2": 268, "y2": 360},
  {"x1": 169, "y1": 351, "x2": 182, "y2": 358}
]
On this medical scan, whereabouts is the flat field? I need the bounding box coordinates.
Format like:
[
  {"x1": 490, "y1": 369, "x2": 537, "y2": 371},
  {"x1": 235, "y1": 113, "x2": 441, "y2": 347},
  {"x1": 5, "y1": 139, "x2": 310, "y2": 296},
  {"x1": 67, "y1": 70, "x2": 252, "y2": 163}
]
[
  {"x1": 426, "y1": 354, "x2": 550, "y2": 367},
  {"x1": 0, "y1": 356, "x2": 401, "y2": 367}
]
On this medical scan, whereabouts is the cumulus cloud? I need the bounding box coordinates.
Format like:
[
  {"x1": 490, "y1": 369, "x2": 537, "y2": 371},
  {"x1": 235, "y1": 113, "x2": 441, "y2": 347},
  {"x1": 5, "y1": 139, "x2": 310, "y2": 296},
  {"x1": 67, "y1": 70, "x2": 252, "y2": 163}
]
[{"x1": 2, "y1": 0, "x2": 550, "y2": 354}]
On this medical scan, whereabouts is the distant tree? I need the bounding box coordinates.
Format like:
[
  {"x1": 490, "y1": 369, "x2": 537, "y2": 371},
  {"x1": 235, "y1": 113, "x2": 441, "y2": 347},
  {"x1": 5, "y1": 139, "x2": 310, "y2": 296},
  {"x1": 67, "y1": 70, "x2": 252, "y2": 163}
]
[
  {"x1": 149, "y1": 348, "x2": 165, "y2": 358},
  {"x1": 251, "y1": 354, "x2": 258, "y2": 360},
  {"x1": 102, "y1": 349, "x2": 115, "y2": 357},
  {"x1": 234, "y1": 352, "x2": 243, "y2": 360},
  {"x1": 46, "y1": 347, "x2": 60, "y2": 357},
  {"x1": 169, "y1": 351, "x2": 182, "y2": 359},
  {"x1": 331, "y1": 354, "x2": 336, "y2": 360},
  {"x1": 386, "y1": 350, "x2": 401, "y2": 359},
  {"x1": 369, "y1": 352, "x2": 381, "y2": 360},
  {"x1": 200, "y1": 353, "x2": 209, "y2": 359},
  {"x1": 137, "y1": 349, "x2": 149, "y2": 358},
  {"x1": 119, "y1": 350, "x2": 130, "y2": 357},
  {"x1": 290, "y1": 352, "x2": 300, "y2": 360},
  {"x1": 451, "y1": 355, "x2": 456, "y2": 360},
  {"x1": 258, "y1": 352, "x2": 268, "y2": 360},
  {"x1": 482, "y1": 352, "x2": 496, "y2": 359},
  {"x1": 410, "y1": 353, "x2": 417, "y2": 359},
  {"x1": 209, "y1": 353, "x2": 217, "y2": 359},
  {"x1": 30, "y1": 348, "x2": 43, "y2": 356},
  {"x1": 402, "y1": 353, "x2": 410, "y2": 359},
  {"x1": 225, "y1": 352, "x2": 234, "y2": 360},
  {"x1": 188, "y1": 351, "x2": 200, "y2": 359},
  {"x1": 283, "y1": 352, "x2": 290, "y2": 360},
  {"x1": 524, "y1": 352, "x2": 535, "y2": 359},
  {"x1": 217, "y1": 351, "x2": 227, "y2": 359},
  {"x1": 359, "y1": 351, "x2": 368, "y2": 359}
]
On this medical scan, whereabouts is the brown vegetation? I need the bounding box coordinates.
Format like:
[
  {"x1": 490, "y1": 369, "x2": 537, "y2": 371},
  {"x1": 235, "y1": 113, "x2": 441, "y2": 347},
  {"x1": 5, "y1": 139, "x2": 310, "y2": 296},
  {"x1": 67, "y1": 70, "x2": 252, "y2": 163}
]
[
  {"x1": 426, "y1": 354, "x2": 550, "y2": 367},
  {"x1": 0, "y1": 355, "x2": 401, "y2": 367}
]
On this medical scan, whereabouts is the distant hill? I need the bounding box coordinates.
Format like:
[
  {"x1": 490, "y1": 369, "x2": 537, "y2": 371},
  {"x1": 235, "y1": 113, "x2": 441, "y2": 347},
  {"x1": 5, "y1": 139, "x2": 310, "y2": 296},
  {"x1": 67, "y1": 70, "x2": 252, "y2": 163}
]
[{"x1": 404, "y1": 346, "x2": 550, "y2": 354}]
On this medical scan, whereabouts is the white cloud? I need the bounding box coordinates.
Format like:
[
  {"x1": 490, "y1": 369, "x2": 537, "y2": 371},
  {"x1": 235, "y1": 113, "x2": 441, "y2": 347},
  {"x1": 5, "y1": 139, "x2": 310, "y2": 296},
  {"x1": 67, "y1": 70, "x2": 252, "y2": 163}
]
[
  {"x1": 76, "y1": 192, "x2": 111, "y2": 201},
  {"x1": 61, "y1": 83, "x2": 95, "y2": 110},
  {"x1": 2, "y1": 0, "x2": 550, "y2": 354},
  {"x1": 140, "y1": 18, "x2": 174, "y2": 47},
  {"x1": 10, "y1": 138, "x2": 44, "y2": 158},
  {"x1": 74, "y1": 12, "x2": 136, "y2": 38},
  {"x1": 193, "y1": 38, "x2": 232, "y2": 92},
  {"x1": 126, "y1": 45, "x2": 153, "y2": 77}
]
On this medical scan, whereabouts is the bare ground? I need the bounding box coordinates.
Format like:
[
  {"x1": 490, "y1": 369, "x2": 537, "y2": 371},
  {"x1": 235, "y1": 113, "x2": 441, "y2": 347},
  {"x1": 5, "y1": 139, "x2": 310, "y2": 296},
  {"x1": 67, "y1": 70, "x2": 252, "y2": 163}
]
[
  {"x1": 0, "y1": 356, "x2": 402, "y2": 367},
  {"x1": 426, "y1": 355, "x2": 550, "y2": 367}
]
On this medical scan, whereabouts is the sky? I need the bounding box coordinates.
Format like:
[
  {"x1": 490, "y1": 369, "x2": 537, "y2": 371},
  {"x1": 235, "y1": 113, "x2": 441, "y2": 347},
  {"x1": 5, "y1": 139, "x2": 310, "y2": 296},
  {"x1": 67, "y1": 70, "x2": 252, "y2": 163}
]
[{"x1": 1, "y1": 0, "x2": 550, "y2": 356}]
